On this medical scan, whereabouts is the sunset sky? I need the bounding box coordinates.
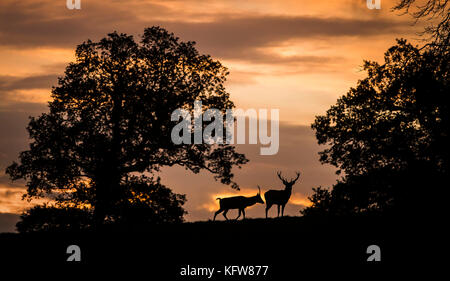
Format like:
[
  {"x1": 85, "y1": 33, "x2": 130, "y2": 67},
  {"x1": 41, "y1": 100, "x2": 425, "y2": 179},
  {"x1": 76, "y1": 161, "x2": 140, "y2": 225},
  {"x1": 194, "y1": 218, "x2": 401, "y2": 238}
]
[{"x1": 0, "y1": 0, "x2": 423, "y2": 231}]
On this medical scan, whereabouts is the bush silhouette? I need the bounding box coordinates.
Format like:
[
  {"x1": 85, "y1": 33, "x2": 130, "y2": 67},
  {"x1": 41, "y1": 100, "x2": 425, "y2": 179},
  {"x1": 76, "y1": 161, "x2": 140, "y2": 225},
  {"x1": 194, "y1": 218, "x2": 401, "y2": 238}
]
[{"x1": 16, "y1": 205, "x2": 93, "y2": 233}]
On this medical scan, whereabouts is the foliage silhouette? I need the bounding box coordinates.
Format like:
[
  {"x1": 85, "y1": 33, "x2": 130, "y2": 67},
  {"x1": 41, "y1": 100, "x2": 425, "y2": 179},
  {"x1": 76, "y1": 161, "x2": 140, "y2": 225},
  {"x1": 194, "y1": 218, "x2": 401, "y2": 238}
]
[
  {"x1": 6, "y1": 26, "x2": 247, "y2": 230},
  {"x1": 16, "y1": 205, "x2": 93, "y2": 233},
  {"x1": 109, "y1": 176, "x2": 186, "y2": 226},
  {"x1": 304, "y1": 39, "x2": 449, "y2": 217}
]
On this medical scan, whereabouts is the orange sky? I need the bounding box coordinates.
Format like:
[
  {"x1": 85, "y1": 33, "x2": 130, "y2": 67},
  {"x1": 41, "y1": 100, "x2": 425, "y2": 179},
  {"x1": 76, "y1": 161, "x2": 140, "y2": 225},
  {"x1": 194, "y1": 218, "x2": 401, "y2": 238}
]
[{"x1": 0, "y1": 0, "x2": 423, "y2": 231}]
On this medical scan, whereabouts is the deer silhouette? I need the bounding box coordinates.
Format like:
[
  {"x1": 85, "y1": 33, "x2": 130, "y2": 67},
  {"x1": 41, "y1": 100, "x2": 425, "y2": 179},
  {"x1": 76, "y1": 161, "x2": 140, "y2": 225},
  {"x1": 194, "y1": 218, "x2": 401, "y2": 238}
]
[
  {"x1": 213, "y1": 186, "x2": 264, "y2": 221},
  {"x1": 264, "y1": 171, "x2": 300, "y2": 218}
]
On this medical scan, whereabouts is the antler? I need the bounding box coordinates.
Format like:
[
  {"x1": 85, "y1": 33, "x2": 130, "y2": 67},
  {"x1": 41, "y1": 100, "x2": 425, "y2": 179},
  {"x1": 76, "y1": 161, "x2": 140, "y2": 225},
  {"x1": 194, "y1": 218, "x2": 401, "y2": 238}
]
[
  {"x1": 277, "y1": 171, "x2": 287, "y2": 183},
  {"x1": 291, "y1": 171, "x2": 301, "y2": 183},
  {"x1": 257, "y1": 185, "x2": 261, "y2": 194}
]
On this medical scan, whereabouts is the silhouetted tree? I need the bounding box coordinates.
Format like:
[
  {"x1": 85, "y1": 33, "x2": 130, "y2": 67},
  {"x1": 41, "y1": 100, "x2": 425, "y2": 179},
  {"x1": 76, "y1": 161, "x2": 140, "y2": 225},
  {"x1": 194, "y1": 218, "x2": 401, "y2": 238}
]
[
  {"x1": 6, "y1": 27, "x2": 247, "y2": 228},
  {"x1": 304, "y1": 39, "x2": 449, "y2": 217},
  {"x1": 301, "y1": 187, "x2": 333, "y2": 217}
]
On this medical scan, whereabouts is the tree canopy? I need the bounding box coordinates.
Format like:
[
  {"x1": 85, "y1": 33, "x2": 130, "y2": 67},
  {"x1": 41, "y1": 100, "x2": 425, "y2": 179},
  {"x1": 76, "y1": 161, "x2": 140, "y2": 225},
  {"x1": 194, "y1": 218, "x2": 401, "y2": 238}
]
[
  {"x1": 304, "y1": 39, "x2": 449, "y2": 216},
  {"x1": 6, "y1": 27, "x2": 248, "y2": 228},
  {"x1": 312, "y1": 39, "x2": 448, "y2": 176}
]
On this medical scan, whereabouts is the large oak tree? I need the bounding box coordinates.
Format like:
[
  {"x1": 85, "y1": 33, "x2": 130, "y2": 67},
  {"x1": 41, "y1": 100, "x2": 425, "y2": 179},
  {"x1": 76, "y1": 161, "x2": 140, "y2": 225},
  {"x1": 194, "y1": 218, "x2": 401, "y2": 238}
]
[{"x1": 6, "y1": 27, "x2": 248, "y2": 227}]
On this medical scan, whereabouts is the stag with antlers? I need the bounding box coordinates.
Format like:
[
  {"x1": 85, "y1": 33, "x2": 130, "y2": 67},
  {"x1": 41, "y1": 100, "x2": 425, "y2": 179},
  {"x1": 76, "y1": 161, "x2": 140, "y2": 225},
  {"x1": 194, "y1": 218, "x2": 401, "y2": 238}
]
[
  {"x1": 264, "y1": 171, "x2": 301, "y2": 218},
  {"x1": 213, "y1": 186, "x2": 264, "y2": 221}
]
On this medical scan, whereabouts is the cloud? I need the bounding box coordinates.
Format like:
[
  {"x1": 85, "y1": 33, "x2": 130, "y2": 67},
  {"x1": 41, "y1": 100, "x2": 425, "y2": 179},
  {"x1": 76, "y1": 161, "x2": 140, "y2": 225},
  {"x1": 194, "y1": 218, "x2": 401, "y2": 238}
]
[
  {"x1": 0, "y1": 173, "x2": 25, "y2": 189},
  {"x1": 0, "y1": 73, "x2": 57, "y2": 107},
  {"x1": 167, "y1": 15, "x2": 410, "y2": 50},
  {"x1": 0, "y1": 186, "x2": 28, "y2": 213},
  {"x1": 222, "y1": 49, "x2": 346, "y2": 71},
  {"x1": 0, "y1": 0, "x2": 412, "y2": 65},
  {"x1": 0, "y1": 101, "x2": 48, "y2": 114},
  {"x1": 0, "y1": 213, "x2": 19, "y2": 233},
  {"x1": 0, "y1": 109, "x2": 42, "y2": 173},
  {"x1": 0, "y1": 74, "x2": 58, "y2": 92}
]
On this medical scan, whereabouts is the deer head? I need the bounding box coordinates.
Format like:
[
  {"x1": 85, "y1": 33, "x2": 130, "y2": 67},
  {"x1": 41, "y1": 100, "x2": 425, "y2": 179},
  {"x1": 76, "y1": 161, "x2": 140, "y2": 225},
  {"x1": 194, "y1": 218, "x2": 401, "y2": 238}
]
[
  {"x1": 256, "y1": 185, "x2": 264, "y2": 203},
  {"x1": 277, "y1": 171, "x2": 300, "y2": 190}
]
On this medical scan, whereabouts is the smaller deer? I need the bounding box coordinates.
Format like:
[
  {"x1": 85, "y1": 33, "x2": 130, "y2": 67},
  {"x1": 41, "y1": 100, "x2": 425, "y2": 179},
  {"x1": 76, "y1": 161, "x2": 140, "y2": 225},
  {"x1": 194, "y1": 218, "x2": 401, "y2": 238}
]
[
  {"x1": 264, "y1": 171, "x2": 300, "y2": 218},
  {"x1": 213, "y1": 186, "x2": 264, "y2": 221}
]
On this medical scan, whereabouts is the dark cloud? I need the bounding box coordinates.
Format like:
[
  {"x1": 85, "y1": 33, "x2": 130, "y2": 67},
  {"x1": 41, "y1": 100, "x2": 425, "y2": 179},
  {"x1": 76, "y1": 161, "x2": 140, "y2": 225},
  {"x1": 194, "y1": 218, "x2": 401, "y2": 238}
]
[
  {"x1": 165, "y1": 15, "x2": 410, "y2": 54},
  {"x1": 0, "y1": 101, "x2": 48, "y2": 114},
  {"x1": 0, "y1": 0, "x2": 172, "y2": 49},
  {"x1": 0, "y1": 104, "x2": 46, "y2": 189},
  {"x1": 0, "y1": 173, "x2": 24, "y2": 188},
  {"x1": 0, "y1": 74, "x2": 56, "y2": 114},
  {"x1": 215, "y1": 49, "x2": 345, "y2": 68},
  {"x1": 41, "y1": 63, "x2": 70, "y2": 74},
  {"x1": 0, "y1": 0, "x2": 412, "y2": 64},
  {"x1": 224, "y1": 54, "x2": 344, "y2": 85},
  {"x1": 0, "y1": 109, "x2": 39, "y2": 174},
  {"x1": 0, "y1": 213, "x2": 19, "y2": 233},
  {"x1": 0, "y1": 74, "x2": 58, "y2": 92}
]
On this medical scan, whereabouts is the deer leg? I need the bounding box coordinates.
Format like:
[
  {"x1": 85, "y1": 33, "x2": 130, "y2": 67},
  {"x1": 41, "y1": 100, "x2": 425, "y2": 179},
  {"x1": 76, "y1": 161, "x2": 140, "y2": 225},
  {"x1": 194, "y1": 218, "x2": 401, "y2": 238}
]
[
  {"x1": 265, "y1": 203, "x2": 272, "y2": 218},
  {"x1": 277, "y1": 205, "x2": 280, "y2": 217},
  {"x1": 223, "y1": 209, "x2": 229, "y2": 220},
  {"x1": 281, "y1": 204, "x2": 285, "y2": 217},
  {"x1": 242, "y1": 209, "x2": 246, "y2": 220},
  {"x1": 236, "y1": 209, "x2": 241, "y2": 220},
  {"x1": 214, "y1": 209, "x2": 223, "y2": 221}
]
